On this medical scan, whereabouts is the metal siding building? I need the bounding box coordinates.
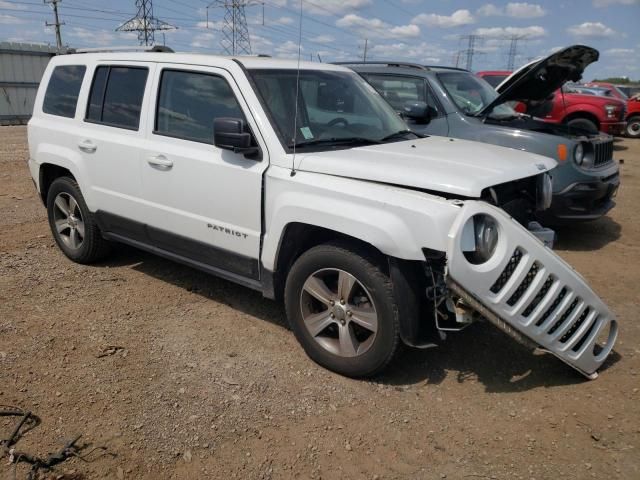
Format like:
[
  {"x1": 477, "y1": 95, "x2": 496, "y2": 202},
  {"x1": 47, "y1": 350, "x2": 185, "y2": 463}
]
[{"x1": 0, "y1": 42, "x2": 62, "y2": 125}]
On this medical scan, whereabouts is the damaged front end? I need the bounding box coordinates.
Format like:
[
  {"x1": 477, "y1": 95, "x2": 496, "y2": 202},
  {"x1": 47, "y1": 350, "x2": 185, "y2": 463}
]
[{"x1": 436, "y1": 201, "x2": 617, "y2": 379}]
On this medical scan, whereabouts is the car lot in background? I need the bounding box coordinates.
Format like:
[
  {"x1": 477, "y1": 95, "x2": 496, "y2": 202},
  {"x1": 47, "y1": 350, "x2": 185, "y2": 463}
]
[
  {"x1": 2, "y1": 124, "x2": 639, "y2": 479},
  {"x1": 586, "y1": 81, "x2": 640, "y2": 138},
  {"x1": 347, "y1": 46, "x2": 620, "y2": 225}
]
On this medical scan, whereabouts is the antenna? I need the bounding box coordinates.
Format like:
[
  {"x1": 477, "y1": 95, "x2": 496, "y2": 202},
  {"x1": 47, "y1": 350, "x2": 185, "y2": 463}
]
[
  {"x1": 44, "y1": 0, "x2": 65, "y2": 51},
  {"x1": 290, "y1": 0, "x2": 303, "y2": 177},
  {"x1": 116, "y1": 0, "x2": 176, "y2": 46}
]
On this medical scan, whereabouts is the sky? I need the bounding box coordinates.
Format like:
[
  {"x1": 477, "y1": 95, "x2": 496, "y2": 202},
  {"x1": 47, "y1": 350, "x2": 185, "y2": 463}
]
[{"x1": 1, "y1": 0, "x2": 639, "y2": 80}]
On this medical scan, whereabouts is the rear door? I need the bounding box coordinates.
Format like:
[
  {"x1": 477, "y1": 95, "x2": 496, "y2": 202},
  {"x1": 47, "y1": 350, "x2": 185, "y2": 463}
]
[
  {"x1": 77, "y1": 62, "x2": 155, "y2": 229},
  {"x1": 362, "y1": 73, "x2": 449, "y2": 136},
  {"x1": 139, "y1": 64, "x2": 269, "y2": 280}
]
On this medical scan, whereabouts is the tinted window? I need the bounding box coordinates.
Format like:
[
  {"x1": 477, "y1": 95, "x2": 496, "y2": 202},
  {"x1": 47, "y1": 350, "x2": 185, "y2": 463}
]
[
  {"x1": 155, "y1": 70, "x2": 245, "y2": 143},
  {"x1": 365, "y1": 74, "x2": 426, "y2": 111},
  {"x1": 42, "y1": 65, "x2": 86, "y2": 118},
  {"x1": 86, "y1": 66, "x2": 148, "y2": 129}
]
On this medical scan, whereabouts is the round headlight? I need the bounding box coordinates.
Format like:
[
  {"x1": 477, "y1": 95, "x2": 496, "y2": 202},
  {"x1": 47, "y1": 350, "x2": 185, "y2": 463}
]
[
  {"x1": 464, "y1": 214, "x2": 499, "y2": 264},
  {"x1": 574, "y1": 143, "x2": 585, "y2": 165},
  {"x1": 537, "y1": 173, "x2": 553, "y2": 210}
]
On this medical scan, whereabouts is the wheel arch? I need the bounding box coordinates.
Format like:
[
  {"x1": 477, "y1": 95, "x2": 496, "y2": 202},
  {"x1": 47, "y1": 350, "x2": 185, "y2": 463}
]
[
  {"x1": 562, "y1": 110, "x2": 601, "y2": 129},
  {"x1": 39, "y1": 163, "x2": 76, "y2": 206}
]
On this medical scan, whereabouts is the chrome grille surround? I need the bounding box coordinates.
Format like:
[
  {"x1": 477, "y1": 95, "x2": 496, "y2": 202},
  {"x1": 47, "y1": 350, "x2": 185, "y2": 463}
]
[{"x1": 446, "y1": 201, "x2": 618, "y2": 379}]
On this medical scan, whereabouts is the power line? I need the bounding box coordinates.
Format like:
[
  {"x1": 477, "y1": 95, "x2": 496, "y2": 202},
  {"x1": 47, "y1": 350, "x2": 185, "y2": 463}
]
[
  {"x1": 44, "y1": 0, "x2": 64, "y2": 50},
  {"x1": 116, "y1": 0, "x2": 176, "y2": 46}
]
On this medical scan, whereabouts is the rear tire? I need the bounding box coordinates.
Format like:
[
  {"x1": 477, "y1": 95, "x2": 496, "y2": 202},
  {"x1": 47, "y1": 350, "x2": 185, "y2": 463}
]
[
  {"x1": 284, "y1": 241, "x2": 400, "y2": 378},
  {"x1": 567, "y1": 117, "x2": 599, "y2": 134},
  {"x1": 46, "y1": 176, "x2": 111, "y2": 264},
  {"x1": 626, "y1": 115, "x2": 640, "y2": 138}
]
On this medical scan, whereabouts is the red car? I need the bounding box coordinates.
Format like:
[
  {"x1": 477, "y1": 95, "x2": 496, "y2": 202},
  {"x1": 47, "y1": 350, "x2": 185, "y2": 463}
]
[
  {"x1": 478, "y1": 69, "x2": 627, "y2": 136},
  {"x1": 585, "y1": 81, "x2": 640, "y2": 138}
]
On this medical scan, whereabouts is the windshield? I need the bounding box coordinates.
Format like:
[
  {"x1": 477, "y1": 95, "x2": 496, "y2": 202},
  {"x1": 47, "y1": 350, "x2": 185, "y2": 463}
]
[
  {"x1": 248, "y1": 69, "x2": 410, "y2": 150},
  {"x1": 437, "y1": 71, "x2": 517, "y2": 118}
]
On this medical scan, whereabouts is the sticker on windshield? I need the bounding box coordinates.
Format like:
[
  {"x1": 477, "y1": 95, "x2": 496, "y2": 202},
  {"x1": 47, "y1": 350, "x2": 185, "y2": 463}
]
[{"x1": 300, "y1": 126, "x2": 314, "y2": 139}]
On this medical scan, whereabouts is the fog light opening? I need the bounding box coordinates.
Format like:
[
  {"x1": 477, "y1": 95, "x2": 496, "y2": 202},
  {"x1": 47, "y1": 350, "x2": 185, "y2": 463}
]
[{"x1": 593, "y1": 320, "x2": 616, "y2": 357}]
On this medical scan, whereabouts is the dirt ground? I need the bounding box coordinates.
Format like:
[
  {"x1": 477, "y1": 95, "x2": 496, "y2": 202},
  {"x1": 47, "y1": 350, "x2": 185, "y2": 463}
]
[{"x1": 0, "y1": 125, "x2": 638, "y2": 480}]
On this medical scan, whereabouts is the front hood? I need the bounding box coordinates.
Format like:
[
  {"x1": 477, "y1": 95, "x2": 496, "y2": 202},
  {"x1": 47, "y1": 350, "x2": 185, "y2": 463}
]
[
  {"x1": 296, "y1": 136, "x2": 556, "y2": 197},
  {"x1": 480, "y1": 45, "x2": 599, "y2": 116}
]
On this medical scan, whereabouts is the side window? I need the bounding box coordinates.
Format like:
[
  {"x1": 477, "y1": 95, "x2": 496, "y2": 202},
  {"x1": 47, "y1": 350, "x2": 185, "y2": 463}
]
[
  {"x1": 86, "y1": 66, "x2": 148, "y2": 130},
  {"x1": 42, "y1": 65, "x2": 86, "y2": 118},
  {"x1": 364, "y1": 74, "x2": 426, "y2": 112},
  {"x1": 155, "y1": 69, "x2": 246, "y2": 144}
]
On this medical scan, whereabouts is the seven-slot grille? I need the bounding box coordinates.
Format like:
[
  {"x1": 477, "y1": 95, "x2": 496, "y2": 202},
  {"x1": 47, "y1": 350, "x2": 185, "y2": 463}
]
[
  {"x1": 491, "y1": 247, "x2": 605, "y2": 356},
  {"x1": 593, "y1": 140, "x2": 613, "y2": 167}
]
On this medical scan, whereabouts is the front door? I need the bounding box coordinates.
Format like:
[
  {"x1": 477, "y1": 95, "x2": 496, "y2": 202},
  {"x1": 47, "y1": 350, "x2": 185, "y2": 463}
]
[{"x1": 139, "y1": 65, "x2": 269, "y2": 280}]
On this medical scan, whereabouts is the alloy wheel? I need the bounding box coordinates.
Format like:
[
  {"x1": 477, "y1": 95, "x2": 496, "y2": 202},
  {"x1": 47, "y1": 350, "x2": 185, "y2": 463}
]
[
  {"x1": 52, "y1": 192, "x2": 85, "y2": 250},
  {"x1": 299, "y1": 268, "x2": 378, "y2": 357}
]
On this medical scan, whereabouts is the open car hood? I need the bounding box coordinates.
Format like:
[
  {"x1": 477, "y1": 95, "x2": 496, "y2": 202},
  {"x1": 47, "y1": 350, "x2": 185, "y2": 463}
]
[
  {"x1": 479, "y1": 45, "x2": 599, "y2": 116},
  {"x1": 296, "y1": 136, "x2": 556, "y2": 198}
]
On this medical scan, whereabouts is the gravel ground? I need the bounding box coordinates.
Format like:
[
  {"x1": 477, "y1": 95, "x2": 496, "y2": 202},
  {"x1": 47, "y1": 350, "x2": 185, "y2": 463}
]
[{"x1": 1, "y1": 125, "x2": 639, "y2": 480}]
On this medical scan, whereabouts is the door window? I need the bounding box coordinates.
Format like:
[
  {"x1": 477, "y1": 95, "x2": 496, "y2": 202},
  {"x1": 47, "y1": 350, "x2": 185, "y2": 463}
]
[
  {"x1": 155, "y1": 69, "x2": 246, "y2": 144},
  {"x1": 86, "y1": 66, "x2": 148, "y2": 130},
  {"x1": 42, "y1": 65, "x2": 86, "y2": 118}
]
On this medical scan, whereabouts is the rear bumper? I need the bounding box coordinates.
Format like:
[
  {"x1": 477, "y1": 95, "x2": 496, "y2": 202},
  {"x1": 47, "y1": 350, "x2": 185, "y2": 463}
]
[
  {"x1": 539, "y1": 173, "x2": 619, "y2": 223},
  {"x1": 600, "y1": 121, "x2": 626, "y2": 136}
]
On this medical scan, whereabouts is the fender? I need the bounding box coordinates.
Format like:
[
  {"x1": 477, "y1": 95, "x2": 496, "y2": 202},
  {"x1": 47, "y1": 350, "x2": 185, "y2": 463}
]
[{"x1": 261, "y1": 166, "x2": 463, "y2": 271}]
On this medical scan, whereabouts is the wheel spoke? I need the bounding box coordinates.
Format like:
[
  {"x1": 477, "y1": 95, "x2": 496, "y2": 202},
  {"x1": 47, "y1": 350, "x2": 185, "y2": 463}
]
[
  {"x1": 304, "y1": 311, "x2": 334, "y2": 337},
  {"x1": 337, "y1": 270, "x2": 356, "y2": 301},
  {"x1": 55, "y1": 219, "x2": 70, "y2": 234},
  {"x1": 303, "y1": 276, "x2": 334, "y2": 306},
  {"x1": 69, "y1": 228, "x2": 80, "y2": 249},
  {"x1": 68, "y1": 195, "x2": 79, "y2": 215},
  {"x1": 349, "y1": 306, "x2": 378, "y2": 333},
  {"x1": 338, "y1": 324, "x2": 358, "y2": 357},
  {"x1": 76, "y1": 219, "x2": 85, "y2": 239},
  {"x1": 54, "y1": 195, "x2": 70, "y2": 216}
]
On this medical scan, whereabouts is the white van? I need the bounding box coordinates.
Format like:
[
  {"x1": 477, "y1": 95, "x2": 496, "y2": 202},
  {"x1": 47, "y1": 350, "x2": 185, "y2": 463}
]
[{"x1": 27, "y1": 49, "x2": 617, "y2": 378}]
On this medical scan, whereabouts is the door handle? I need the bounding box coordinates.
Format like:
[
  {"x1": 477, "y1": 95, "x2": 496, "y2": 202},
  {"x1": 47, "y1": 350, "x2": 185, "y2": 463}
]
[
  {"x1": 147, "y1": 154, "x2": 173, "y2": 169},
  {"x1": 78, "y1": 140, "x2": 97, "y2": 153}
]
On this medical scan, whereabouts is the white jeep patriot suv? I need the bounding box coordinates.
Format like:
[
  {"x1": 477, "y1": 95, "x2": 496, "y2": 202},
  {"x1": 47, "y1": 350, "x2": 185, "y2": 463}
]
[{"x1": 27, "y1": 49, "x2": 617, "y2": 379}]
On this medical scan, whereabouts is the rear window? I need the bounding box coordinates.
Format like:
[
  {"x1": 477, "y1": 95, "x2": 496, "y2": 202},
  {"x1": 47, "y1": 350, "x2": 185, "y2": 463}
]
[
  {"x1": 42, "y1": 65, "x2": 86, "y2": 118},
  {"x1": 86, "y1": 66, "x2": 148, "y2": 130}
]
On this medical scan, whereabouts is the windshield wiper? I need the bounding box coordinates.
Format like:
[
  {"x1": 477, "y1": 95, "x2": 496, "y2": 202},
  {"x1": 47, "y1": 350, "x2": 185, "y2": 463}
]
[
  {"x1": 379, "y1": 129, "x2": 415, "y2": 142},
  {"x1": 288, "y1": 137, "x2": 380, "y2": 148}
]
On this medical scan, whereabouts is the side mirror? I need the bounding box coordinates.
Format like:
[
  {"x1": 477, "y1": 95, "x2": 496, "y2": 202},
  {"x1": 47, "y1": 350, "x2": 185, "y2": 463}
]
[
  {"x1": 402, "y1": 101, "x2": 432, "y2": 123},
  {"x1": 213, "y1": 117, "x2": 260, "y2": 159}
]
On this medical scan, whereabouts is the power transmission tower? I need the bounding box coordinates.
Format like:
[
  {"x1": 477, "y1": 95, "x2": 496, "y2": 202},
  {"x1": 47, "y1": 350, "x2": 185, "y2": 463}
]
[
  {"x1": 116, "y1": 0, "x2": 176, "y2": 46},
  {"x1": 459, "y1": 34, "x2": 484, "y2": 71},
  {"x1": 207, "y1": 1, "x2": 263, "y2": 55},
  {"x1": 363, "y1": 38, "x2": 368, "y2": 62},
  {"x1": 44, "y1": 0, "x2": 64, "y2": 50},
  {"x1": 506, "y1": 35, "x2": 527, "y2": 70}
]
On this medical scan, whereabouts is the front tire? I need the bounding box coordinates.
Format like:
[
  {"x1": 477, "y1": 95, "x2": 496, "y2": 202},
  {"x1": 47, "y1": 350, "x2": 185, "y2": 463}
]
[
  {"x1": 626, "y1": 115, "x2": 640, "y2": 138},
  {"x1": 46, "y1": 176, "x2": 111, "y2": 264},
  {"x1": 284, "y1": 242, "x2": 400, "y2": 377},
  {"x1": 567, "y1": 117, "x2": 599, "y2": 134}
]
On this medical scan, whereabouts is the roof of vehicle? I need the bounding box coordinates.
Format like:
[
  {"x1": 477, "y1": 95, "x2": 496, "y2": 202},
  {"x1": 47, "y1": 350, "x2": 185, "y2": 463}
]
[
  {"x1": 336, "y1": 61, "x2": 472, "y2": 75},
  {"x1": 51, "y1": 51, "x2": 350, "y2": 72}
]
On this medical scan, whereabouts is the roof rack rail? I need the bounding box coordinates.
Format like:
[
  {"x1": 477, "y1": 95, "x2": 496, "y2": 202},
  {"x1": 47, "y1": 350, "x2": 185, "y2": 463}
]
[
  {"x1": 424, "y1": 65, "x2": 470, "y2": 72},
  {"x1": 72, "y1": 45, "x2": 174, "y2": 54},
  {"x1": 333, "y1": 61, "x2": 429, "y2": 70}
]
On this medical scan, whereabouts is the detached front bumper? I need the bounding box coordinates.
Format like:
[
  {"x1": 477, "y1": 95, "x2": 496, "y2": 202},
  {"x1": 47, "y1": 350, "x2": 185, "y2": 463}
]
[
  {"x1": 600, "y1": 121, "x2": 626, "y2": 136},
  {"x1": 446, "y1": 201, "x2": 618, "y2": 379},
  {"x1": 539, "y1": 172, "x2": 619, "y2": 224}
]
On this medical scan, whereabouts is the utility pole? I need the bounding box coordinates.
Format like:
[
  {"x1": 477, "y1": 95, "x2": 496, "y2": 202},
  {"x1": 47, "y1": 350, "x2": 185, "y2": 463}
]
[
  {"x1": 116, "y1": 0, "x2": 175, "y2": 46},
  {"x1": 459, "y1": 34, "x2": 484, "y2": 71},
  {"x1": 506, "y1": 34, "x2": 528, "y2": 70},
  {"x1": 44, "y1": 0, "x2": 64, "y2": 50},
  {"x1": 363, "y1": 38, "x2": 368, "y2": 62},
  {"x1": 207, "y1": 1, "x2": 263, "y2": 55}
]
